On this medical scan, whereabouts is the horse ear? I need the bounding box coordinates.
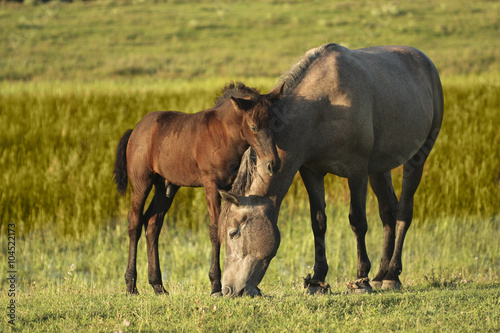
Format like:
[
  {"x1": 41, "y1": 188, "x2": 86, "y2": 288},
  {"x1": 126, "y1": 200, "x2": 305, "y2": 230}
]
[
  {"x1": 218, "y1": 190, "x2": 241, "y2": 206},
  {"x1": 265, "y1": 82, "x2": 285, "y2": 102},
  {"x1": 231, "y1": 97, "x2": 256, "y2": 113}
]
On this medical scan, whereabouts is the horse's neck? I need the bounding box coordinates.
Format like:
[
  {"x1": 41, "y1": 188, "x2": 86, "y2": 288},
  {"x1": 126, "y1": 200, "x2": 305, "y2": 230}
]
[{"x1": 215, "y1": 103, "x2": 248, "y2": 154}]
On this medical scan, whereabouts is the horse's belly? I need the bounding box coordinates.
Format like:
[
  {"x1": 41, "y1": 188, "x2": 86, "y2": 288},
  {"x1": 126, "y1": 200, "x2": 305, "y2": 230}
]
[
  {"x1": 368, "y1": 130, "x2": 431, "y2": 174},
  {"x1": 302, "y1": 113, "x2": 432, "y2": 177},
  {"x1": 155, "y1": 156, "x2": 203, "y2": 187},
  {"x1": 367, "y1": 99, "x2": 434, "y2": 173}
]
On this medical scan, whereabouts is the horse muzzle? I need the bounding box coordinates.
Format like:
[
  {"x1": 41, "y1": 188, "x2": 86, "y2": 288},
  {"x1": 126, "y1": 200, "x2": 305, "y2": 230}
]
[{"x1": 222, "y1": 285, "x2": 262, "y2": 297}]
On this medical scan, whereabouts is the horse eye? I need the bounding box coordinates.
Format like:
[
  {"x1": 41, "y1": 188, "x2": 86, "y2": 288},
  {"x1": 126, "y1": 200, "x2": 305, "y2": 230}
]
[
  {"x1": 250, "y1": 124, "x2": 258, "y2": 133},
  {"x1": 229, "y1": 229, "x2": 240, "y2": 239},
  {"x1": 229, "y1": 215, "x2": 249, "y2": 239}
]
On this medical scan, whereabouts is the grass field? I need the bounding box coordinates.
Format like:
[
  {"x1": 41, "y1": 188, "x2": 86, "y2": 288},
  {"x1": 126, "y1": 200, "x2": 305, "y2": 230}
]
[
  {"x1": 1, "y1": 0, "x2": 499, "y2": 331},
  {"x1": 1, "y1": 212, "x2": 499, "y2": 331}
]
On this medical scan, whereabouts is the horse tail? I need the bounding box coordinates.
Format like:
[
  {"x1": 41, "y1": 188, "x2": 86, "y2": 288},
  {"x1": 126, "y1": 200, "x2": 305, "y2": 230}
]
[{"x1": 113, "y1": 129, "x2": 133, "y2": 196}]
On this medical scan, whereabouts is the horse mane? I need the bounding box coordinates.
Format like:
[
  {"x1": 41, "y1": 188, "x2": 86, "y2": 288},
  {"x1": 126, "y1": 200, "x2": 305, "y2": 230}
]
[
  {"x1": 229, "y1": 147, "x2": 257, "y2": 196},
  {"x1": 219, "y1": 147, "x2": 257, "y2": 241},
  {"x1": 278, "y1": 43, "x2": 334, "y2": 93},
  {"x1": 213, "y1": 82, "x2": 261, "y2": 107}
]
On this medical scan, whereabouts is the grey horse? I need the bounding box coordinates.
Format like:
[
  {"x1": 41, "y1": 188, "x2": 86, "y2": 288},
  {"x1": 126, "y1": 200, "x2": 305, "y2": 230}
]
[{"x1": 218, "y1": 43, "x2": 443, "y2": 297}]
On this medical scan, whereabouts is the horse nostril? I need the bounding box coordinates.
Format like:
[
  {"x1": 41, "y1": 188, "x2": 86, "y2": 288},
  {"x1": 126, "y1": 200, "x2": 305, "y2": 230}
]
[
  {"x1": 267, "y1": 163, "x2": 273, "y2": 175},
  {"x1": 222, "y1": 286, "x2": 232, "y2": 296}
]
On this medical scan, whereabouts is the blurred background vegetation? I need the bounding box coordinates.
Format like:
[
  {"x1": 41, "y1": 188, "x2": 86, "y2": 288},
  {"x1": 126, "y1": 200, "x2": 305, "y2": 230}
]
[{"x1": 1, "y1": 0, "x2": 499, "y2": 81}]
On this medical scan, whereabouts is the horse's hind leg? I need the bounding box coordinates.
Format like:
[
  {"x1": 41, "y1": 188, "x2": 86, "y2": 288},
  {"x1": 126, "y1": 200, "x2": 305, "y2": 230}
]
[
  {"x1": 347, "y1": 174, "x2": 372, "y2": 292},
  {"x1": 144, "y1": 177, "x2": 179, "y2": 294},
  {"x1": 125, "y1": 179, "x2": 153, "y2": 295},
  {"x1": 368, "y1": 171, "x2": 398, "y2": 288},
  {"x1": 382, "y1": 152, "x2": 428, "y2": 289},
  {"x1": 300, "y1": 167, "x2": 328, "y2": 283}
]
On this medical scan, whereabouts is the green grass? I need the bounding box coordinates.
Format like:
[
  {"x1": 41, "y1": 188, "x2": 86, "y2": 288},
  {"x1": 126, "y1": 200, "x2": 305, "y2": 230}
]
[
  {"x1": 5, "y1": 282, "x2": 499, "y2": 332},
  {"x1": 1, "y1": 0, "x2": 499, "y2": 331}
]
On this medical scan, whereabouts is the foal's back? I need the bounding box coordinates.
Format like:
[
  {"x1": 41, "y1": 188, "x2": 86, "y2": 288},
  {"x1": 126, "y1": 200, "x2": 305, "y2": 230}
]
[{"x1": 127, "y1": 108, "x2": 227, "y2": 188}]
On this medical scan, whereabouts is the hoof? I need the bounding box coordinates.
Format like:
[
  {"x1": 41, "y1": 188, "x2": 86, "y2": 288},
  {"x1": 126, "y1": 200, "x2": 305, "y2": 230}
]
[
  {"x1": 152, "y1": 284, "x2": 169, "y2": 295},
  {"x1": 371, "y1": 280, "x2": 383, "y2": 289},
  {"x1": 211, "y1": 291, "x2": 223, "y2": 297},
  {"x1": 303, "y1": 274, "x2": 331, "y2": 295},
  {"x1": 345, "y1": 278, "x2": 372, "y2": 294},
  {"x1": 382, "y1": 280, "x2": 402, "y2": 290},
  {"x1": 126, "y1": 286, "x2": 139, "y2": 295},
  {"x1": 246, "y1": 288, "x2": 262, "y2": 297},
  {"x1": 126, "y1": 279, "x2": 139, "y2": 295},
  {"x1": 307, "y1": 285, "x2": 331, "y2": 295}
]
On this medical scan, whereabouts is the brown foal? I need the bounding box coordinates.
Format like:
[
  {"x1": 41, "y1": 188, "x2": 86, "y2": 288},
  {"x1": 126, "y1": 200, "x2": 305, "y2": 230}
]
[{"x1": 113, "y1": 82, "x2": 283, "y2": 296}]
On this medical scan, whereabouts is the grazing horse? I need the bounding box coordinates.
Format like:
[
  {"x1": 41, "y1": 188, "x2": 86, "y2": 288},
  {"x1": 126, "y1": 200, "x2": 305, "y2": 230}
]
[
  {"x1": 218, "y1": 44, "x2": 443, "y2": 297},
  {"x1": 113, "y1": 82, "x2": 283, "y2": 296}
]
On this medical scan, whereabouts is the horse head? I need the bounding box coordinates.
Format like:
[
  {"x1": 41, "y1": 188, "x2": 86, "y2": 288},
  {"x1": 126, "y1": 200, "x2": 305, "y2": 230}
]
[
  {"x1": 218, "y1": 190, "x2": 280, "y2": 297},
  {"x1": 230, "y1": 82, "x2": 284, "y2": 176}
]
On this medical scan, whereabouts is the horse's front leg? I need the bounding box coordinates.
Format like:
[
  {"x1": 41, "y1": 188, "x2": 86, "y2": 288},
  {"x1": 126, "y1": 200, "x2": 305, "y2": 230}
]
[
  {"x1": 203, "y1": 180, "x2": 222, "y2": 296},
  {"x1": 299, "y1": 167, "x2": 328, "y2": 281}
]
